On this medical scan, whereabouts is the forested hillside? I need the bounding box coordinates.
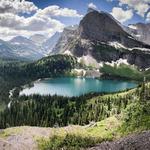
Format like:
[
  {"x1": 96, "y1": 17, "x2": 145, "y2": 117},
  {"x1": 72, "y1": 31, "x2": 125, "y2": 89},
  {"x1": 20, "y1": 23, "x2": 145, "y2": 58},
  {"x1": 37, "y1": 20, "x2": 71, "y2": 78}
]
[
  {"x1": 0, "y1": 81, "x2": 149, "y2": 129},
  {"x1": 100, "y1": 64, "x2": 150, "y2": 81},
  {"x1": 0, "y1": 55, "x2": 77, "y2": 79}
]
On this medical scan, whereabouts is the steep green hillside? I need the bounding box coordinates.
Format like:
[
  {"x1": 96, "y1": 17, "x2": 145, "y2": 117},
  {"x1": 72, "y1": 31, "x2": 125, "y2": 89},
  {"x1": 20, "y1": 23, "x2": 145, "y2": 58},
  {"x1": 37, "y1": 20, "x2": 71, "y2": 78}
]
[
  {"x1": 36, "y1": 83, "x2": 150, "y2": 149},
  {"x1": 100, "y1": 63, "x2": 150, "y2": 81}
]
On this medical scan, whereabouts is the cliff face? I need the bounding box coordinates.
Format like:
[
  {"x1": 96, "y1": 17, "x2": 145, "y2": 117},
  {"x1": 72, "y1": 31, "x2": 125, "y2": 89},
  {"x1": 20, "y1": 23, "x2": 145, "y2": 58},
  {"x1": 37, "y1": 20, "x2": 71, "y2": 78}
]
[
  {"x1": 51, "y1": 26, "x2": 78, "y2": 54},
  {"x1": 128, "y1": 23, "x2": 150, "y2": 46},
  {"x1": 52, "y1": 10, "x2": 150, "y2": 69},
  {"x1": 79, "y1": 11, "x2": 128, "y2": 45}
]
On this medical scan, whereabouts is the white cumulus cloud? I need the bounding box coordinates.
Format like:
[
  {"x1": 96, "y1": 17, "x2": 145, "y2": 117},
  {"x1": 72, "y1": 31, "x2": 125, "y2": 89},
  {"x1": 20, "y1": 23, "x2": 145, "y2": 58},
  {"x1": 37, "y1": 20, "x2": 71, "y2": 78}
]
[
  {"x1": 0, "y1": 0, "x2": 38, "y2": 14},
  {"x1": 0, "y1": 12, "x2": 65, "y2": 40},
  {"x1": 0, "y1": 0, "x2": 83, "y2": 40},
  {"x1": 36, "y1": 5, "x2": 83, "y2": 18},
  {"x1": 107, "y1": 0, "x2": 114, "y2": 2},
  {"x1": 118, "y1": 0, "x2": 150, "y2": 17},
  {"x1": 111, "y1": 7, "x2": 133, "y2": 23},
  {"x1": 88, "y1": 3, "x2": 97, "y2": 10}
]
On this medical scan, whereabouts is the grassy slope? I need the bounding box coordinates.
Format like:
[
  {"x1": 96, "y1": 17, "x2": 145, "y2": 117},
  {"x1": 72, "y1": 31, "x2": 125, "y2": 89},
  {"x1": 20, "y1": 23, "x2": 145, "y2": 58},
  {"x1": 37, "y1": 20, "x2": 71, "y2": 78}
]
[
  {"x1": 100, "y1": 63, "x2": 150, "y2": 81},
  {"x1": 0, "y1": 116, "x2": 120, "y2": 150},
  {"x1": 0, "y1": 112, "x2": 149, "y2": 150}
]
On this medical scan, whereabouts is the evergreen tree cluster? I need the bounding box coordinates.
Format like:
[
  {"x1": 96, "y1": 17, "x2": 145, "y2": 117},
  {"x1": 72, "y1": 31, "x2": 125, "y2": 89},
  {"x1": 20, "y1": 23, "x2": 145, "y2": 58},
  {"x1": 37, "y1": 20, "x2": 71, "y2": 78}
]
[
  {"x1": 0, "y1": 55, "x2": 77, "y2": 79},
  {"x1": 0, "y1": 88, "x2": 139, "y2": 128}
]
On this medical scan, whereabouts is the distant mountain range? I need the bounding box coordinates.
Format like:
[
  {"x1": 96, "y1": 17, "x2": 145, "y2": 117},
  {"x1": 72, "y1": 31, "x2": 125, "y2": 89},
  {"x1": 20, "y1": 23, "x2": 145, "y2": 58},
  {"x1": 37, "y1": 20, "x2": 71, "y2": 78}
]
[
  {"x1": 29, "y1": 34, "x2": 47, "y2": 46},
  {"x1": 0, "y1": 33, "x2": 61, "y2": 61}
]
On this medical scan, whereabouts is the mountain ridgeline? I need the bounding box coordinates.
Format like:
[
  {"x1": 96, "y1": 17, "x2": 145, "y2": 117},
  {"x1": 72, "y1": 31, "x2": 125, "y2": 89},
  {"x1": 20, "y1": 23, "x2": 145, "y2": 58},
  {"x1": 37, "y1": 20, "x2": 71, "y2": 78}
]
[
  {"x1": 0, "y1": 33, "x2": 61, "y2": 61},
  {"x1": 52, "y1": 10, "x2": 150, "y2": 69}
]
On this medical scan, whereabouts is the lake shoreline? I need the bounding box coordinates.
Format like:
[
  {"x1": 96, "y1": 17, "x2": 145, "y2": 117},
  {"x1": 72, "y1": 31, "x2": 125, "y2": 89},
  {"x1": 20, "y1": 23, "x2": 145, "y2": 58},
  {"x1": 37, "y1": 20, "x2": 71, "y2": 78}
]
[{"x1": 19, "y1": 77, "x2": 138, "y2": 97}]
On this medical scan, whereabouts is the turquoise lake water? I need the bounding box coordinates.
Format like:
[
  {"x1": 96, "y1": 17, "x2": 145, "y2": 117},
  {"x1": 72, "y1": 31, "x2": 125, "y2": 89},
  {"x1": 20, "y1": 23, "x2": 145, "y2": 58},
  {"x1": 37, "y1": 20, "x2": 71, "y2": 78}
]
[{"x1": 20, "y1": 77, "x2": 137, "y2": 97}]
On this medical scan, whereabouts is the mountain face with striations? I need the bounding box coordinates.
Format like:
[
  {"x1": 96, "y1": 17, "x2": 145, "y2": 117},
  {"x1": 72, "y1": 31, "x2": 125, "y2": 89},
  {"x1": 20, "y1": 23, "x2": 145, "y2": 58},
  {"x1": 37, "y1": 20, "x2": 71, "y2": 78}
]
[
  {"x1": 127, "y1": 23, "x2": 150, "y2": 46},
  {"x1": 0, "y1": 38, "x2": 43, "y2": 61},
  {"x1": 0, "y1": 39, "x2": 18, "y2": 60},
  {"x1": 42, "y1": 32, "x2": 61, "y2": 54},
  {"x1": 52, "y1": 10, "x2": 150, "y2": 69},
  {"x1": 51, "y1": 25, "x2": 78, "y2": 55}
]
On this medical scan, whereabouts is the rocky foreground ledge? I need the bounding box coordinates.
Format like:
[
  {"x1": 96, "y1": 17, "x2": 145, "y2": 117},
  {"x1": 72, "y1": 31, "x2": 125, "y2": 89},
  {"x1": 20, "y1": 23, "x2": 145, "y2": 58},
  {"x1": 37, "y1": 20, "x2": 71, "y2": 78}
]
[
  {"x1": 88, "y1": 131, "x2": 150, "y2": 150},
  {"x1": 0, "y1": 126, "x2": 150, "y2": 150}
]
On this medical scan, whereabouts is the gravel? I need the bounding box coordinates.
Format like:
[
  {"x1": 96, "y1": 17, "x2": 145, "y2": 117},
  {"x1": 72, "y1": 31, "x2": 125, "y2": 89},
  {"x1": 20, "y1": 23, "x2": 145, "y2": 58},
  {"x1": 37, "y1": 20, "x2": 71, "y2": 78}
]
[{"x1": 88, "y1": 131, "x2": 150, "y2": 150}]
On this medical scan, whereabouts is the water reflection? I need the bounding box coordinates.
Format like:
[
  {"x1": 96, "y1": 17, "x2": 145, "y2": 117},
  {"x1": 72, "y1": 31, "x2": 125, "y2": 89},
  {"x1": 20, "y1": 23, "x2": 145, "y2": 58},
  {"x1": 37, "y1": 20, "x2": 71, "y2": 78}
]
[{"x1": 20, "y1": 77, "x2": 137, "y2": 97}]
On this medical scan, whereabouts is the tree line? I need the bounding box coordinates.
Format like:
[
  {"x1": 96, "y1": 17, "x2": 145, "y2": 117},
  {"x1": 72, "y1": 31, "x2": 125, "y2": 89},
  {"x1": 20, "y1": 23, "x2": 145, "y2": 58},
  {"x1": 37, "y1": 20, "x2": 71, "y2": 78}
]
[{"x1": 1, "y1": 84, "x2": 147, "y2": 128}]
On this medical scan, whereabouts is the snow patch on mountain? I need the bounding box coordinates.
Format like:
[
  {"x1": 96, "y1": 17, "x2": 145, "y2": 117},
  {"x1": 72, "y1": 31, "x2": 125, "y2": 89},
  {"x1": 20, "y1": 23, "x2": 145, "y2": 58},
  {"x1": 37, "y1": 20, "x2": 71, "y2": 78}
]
[
  {"x1": 108, "y1": 41, "x2": 127, "y2": 49},
  {"x1": 63, "y1": 50, "x2": 73, "y2": 55},
  {"x1": 105, "y1": 58, "x2": 129, "y2": 67},
  {"x1": 73, "y1": 68, "x2": 86, "y2": 76},
  {"x1": 108, "y1": 41, "x2": 150, "y2": 52},
  {"x1": 78, "y1": 55, "x2": 100, "y2": 68},
  {"x1": 130, "y1": 47, "x2": 150, "y2": 51},
  {"x1": 128, "y1": 25, "x2": 137, "y2": 30}
]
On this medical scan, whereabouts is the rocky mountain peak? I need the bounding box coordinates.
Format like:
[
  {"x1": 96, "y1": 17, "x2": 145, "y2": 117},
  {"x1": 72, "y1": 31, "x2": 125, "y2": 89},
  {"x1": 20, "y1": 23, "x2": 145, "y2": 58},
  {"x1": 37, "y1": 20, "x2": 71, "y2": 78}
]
[
  {"x1": 78, "y1": 11, "x2": 127, "y2": 42},
  {"x1": 128, "y1": 23, "x2": 150, "y2": 45},
  {"x1": 52, "y1": 10, "x2": 150, "y2": 69},
  {"x1": 78, "y1": 10, "x2": 150, "y2": 48},
  {"x1": 87, "y1": 7, "x2": 97, "y2": 13}
]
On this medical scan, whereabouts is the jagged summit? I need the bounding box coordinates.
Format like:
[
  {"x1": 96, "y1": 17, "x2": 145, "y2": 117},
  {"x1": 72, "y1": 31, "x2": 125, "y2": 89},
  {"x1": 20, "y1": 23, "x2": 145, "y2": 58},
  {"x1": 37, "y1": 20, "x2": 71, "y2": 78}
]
[{"x1": 87, "y1": 7, "x2": 97, "y2": 13}]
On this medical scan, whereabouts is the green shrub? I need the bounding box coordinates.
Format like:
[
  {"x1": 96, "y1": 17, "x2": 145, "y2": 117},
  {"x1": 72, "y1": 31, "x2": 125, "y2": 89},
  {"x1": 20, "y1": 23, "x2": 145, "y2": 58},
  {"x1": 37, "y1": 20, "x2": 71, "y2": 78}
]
[
  {"x1": 38, "y1": 134, "x2": 101, "y2": 150},
  {"x1": 120, "y1": 101, "x2": 150, "y2": 134}
]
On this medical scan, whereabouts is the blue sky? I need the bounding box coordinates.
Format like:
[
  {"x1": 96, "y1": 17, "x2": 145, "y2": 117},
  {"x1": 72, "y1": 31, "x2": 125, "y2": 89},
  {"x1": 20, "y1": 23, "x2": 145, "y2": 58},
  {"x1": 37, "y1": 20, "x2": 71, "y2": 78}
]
[
  {"x1": 28, "y1": 0, "x2": 148, "y2": 26},
  {"x1": 0, "y1": 0, "x2": 149, "y2": 40}
]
